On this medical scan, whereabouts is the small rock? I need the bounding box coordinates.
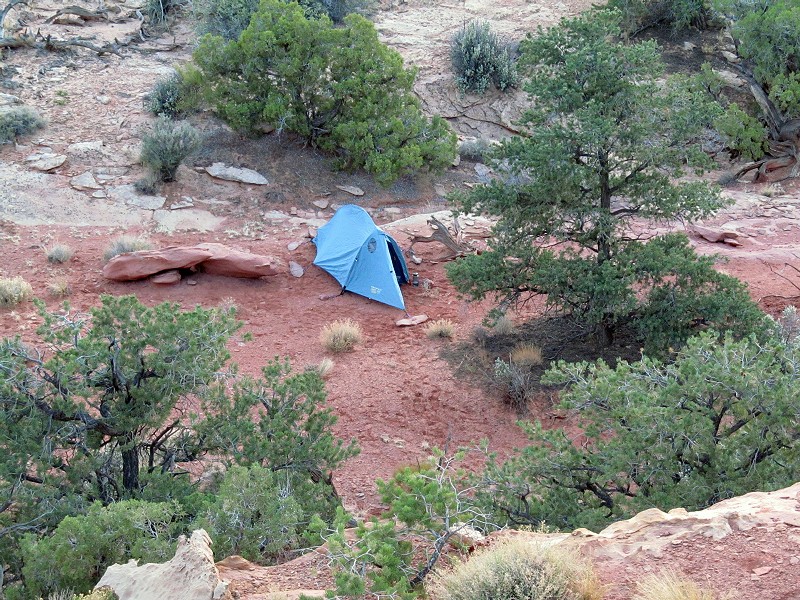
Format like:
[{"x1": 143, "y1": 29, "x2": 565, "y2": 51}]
[
  {"x1": 396, "y1": 314, "x2": 429, "y2": 327},
  {"x1": 385, "y1": 207, "x2": 402, "y2": 215},
  {"x1": 289, "y1": 261, "x2": 305, "y2": 278},
  {"x1": 451, "y1": 154, "x2": 461, "y2": 167},
  {"x1": 752, "y1": 566, "x2": 772, "y2": 576},
  {"x1": 790, "y1": 557, "x2": 799, "y2": 565},
  {"x1": 683, "y1": 41, "x2": 696, "y2": 51},
  {"x1": 205, "y1": 162, "x2": 269, "y2": 185},
  {"x1": 715, "y1": 68, "x2": 745, "y2": 88},
  {"x1": 721, "y1": 50, "x2": 741, "y2": 64},
  {"x1": 171, "y1": 197, "x2": 194, "y2": 209},
  {"x1": 287, "y1": 241, "x2": 301, "y2": 251},
  {"x1": 336, "y1": 184, "x2": 364, "y2": 196},
  {"x1": 290, "y1": 206, "x2": 298, "y2": 216},
  {"x1": 186, "y1": 279, "x2": 198, "y2": 286},
  {"x1": 92, "y1": 191, "x2": 107, "y2": 199},
  {"x1": 66, "y1": 140, "x2": 105, "y2": 158},
  {"x1": 313, "y1": 199, "x2": 329, "y2": 209},
  {"x1": 107, "y1": 184, "x2": 165, "y2": 210},
  {"x1": 70, "y1": 171, "x2": 103, "y2": 191},
  {"x1": 96, "y1": 95, "x2": 110, "y2": 105},
  {"x1": 434, "y1": 184, "x2": 448, "y2": 197},
  {"x1": 410, "y1": 255, "x2": 422, "y2": 265},
  {"x1": 475, "y1": 163, "x2": 491, "y2": 179},
  {"x1": 151, "y1": 270, "x2": 182, "y2": 285},
  {"x1": 308, "y1": 226, "x2": 318, "y2": 238},
  {"x1": 25, "y1": 152, "x2": 66, "y2": 171}
]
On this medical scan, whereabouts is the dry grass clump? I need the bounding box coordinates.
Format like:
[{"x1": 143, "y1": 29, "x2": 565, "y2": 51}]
[
  {"x1": 320, "y1": 319, "x2": 363, "y2": 353},
  {"x1": 311, "y1": 358, "x2": 335, "y2": 379},
  {"x1": 510, "y1": 343, "x2": 543, "y2": 366},
  {"x1": 103, "y1": 236, "x2": 152, "y2": 261},
  {"x1": 634, "y1": 571, "x2": 728, "y2": 600},
  {"x1": 46, "y1": 244, "x2": 73, "y2": 264},
  {"x1": 492, "y1": 314, "x2": 515, "y2": 335},
  {"x1": 47, "y1": 278, "x2": 71, "y2": 298},
  {"x1": 429, "y1": 537, "x2": 604, "y2": 600},
  {"x1": 0, "y1": 276, "x2": 34, "y2": 307},
  {"x1": 424, "y1": 318, "x2": 456, "y2": 340}
]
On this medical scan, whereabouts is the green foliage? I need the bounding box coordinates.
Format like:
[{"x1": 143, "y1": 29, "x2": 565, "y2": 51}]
[
  {"x1": 195, "y1": 464, "x2": 303, "y2": 563},
  {"x1": 480, "y1": 330, "x2": 800, "y2": 531},
  {"x1": 196, "y1": 357, "x2": 359, "y2": 522},
  {"x1": 608, "y1": 0, "x2": 710, "y2": 33},
  {"x1": 140, "y1": 116, "x2": 201, "y2": 182},
  {"x1": 429, "y1": 537, "x2": 600, "y2": 600},
  {"x1": 0, "y1": 107, "x2": 45, "y2": 143},
  {"x1": 445, "y1": 10, "x2": 755, "y2": 353},
  {"x1": 298, "y1": 0, "x2": 374, "y2": 23},
  {"x1": 145, "y1": 72, "x2": 195, "y2": 119},
  {"x1": 143, "y1": 0, "x2": 185, "y2": 27},
  {"x1": 20, "y1": 500, "x2": 183, "y2": 598},
  {"x1": 450, "y1": 21, "x2": 518, "y2": 94},
  {"x1": 317, "y1": 449, "x2": 492, "y2": 599},
  {"x1": 192, "y1": 0, "x2": 456, "y2": 185},
  {"x1": 718, "y1": 0, "x2": 800, "y2": 118},
  {"x1": 195, "y1": 0, "x2": 260, "y2": 39}
]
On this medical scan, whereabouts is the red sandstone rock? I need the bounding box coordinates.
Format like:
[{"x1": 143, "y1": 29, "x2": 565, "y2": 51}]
[
  {"x1": 102, "y1": 247, "x2": 212, "y2": 281},
  {"x1": 196, "y1": 243, "x2": 283, "y2": 278},
  {"x1": 151, "y1": 270, "x2": 182, "y2": 285}
]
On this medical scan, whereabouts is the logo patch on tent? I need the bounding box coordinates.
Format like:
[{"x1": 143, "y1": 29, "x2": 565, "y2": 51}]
[
  {"x1": 370, "y1": 286, "x2": 382, "y2": 294},
  {"x1": 367, "y1": 238, "x2": 377, "y2": 253}
]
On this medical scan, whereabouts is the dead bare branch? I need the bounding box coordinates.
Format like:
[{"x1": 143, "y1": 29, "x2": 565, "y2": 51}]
[
  {"x1": 45, "y1": 5, "x2": 109, "y2": 24},
  {"x1": 407, "y1": 216, "x2": 475, "y2": 260}
]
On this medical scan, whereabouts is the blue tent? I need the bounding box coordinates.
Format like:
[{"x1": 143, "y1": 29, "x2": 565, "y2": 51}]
[{"x1": 313, "y1": 205, "x2": 410, "y2": 310}]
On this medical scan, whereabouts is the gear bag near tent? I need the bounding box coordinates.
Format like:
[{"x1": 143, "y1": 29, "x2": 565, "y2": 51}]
[{"x1": 313, "y1": 204, "x2": 410, "y2": 310}]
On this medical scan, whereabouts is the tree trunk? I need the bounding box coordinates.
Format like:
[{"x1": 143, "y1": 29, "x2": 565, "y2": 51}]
[
  {"x1": 122, "y1": 436, "x2": 140, "y2": 493},
  {"x1": 596, "y1": 155, "x2": 614, "y2": 347}
]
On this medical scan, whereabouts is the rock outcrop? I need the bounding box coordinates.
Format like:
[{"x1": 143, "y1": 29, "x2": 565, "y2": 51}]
[
  {"x1": 102, "y1": 244, "x2": 284, "y2": 281},
  {"x1": 95, "y1": 529, "x2": 230, "y2": 600}
]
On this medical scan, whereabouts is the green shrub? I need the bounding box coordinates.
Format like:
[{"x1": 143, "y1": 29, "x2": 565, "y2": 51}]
[
  {"x1": 608, "y1": 0, "x2": 709, "y2": 33},
  {"x1": 0, "y1": 276, "x2": 33, "y2": 306},
  {"x1": 193, "y1": 0, "x2": 457, "y2": 186},
  {"x1": 194, "y1": 0, "x2": 259, "y2": 39},
  {"x1": 195, "y1": 465, "x2": 304, "y2": 564},
  {"x1": 46, "y1": 244, "x2": 73, "y2": 264},
  {"x1": 0, "y1": 107, "x2": 45, "y2": 143},
  {"x1": 714, "y1": 103, "x2": 769, "y2": 160},
  {"x1": 298, "y1": 0, "x2": 374, "y2": 22},
  {"x1": 143, "y1": 0, "x2": 185, "y2": 26},
  {"x1": 103, "y1": 236, "x2": 152, "y2": 261},
  {"x1": 20, "y1": 500, "x2": 184, "y2": 598},
  {"x1": 145, "y1": 73, "x2": 188, "y2": 118},
  {"x1": 429, "y1": 537, "x2": 602, "y2": 600},
  {"x1": 451, "y1": 21, "x2": 519, "y2": 94},
  {"x1": 140, "y1": 116, "x2": 201, "y2": 182}
]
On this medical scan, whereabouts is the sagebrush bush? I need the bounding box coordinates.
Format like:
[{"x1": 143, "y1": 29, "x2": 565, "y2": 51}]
[
  {"x1": 451, "y1": 21, "x2": 518, "y2": 94},
  {"x1": 429, "y1": 537, "x2": 603, "y2": 600},
  {"x1": 0, "y1": 276, "x2": 33, "y2": 307},
  {"x1": 493, "y1": 358, "x2": 535, "y2": 413},
  {"x1": 634, "y1": 571, "x2": 722, "y2": 600},
  {"x1": 140, "y1": 116, "x2": 201, "y2": 182},
  {"x1": 424, "y1": 318, "x2": 456, "y2": 339},
  {"x1": 103, "y1": 236, "x2": 152, "y2": 261},
  {"x1": 320, "y1": 319, "x2": 363, "y2": 353},
  {"x1": 492, "y1": 314, "x2": 515, "y2": 335},
  {"x1": 458, "y1": 137, "x2": 493, "y2": 161},
  {"x1": 146, "y1": 73, "x2": 188, "y2": 119},
  {"x1": 0, "y1": 107, "x2": 45, "y2": 143},
  {"x1": 510, "y1": 343, "x2": 543, "y2": 366},
  {"x1": 143, "y1": 0, "x2": 185, "y2": 26},
  {"x1": 46, "y1": 244, "x2": 73, "y2": 264}
]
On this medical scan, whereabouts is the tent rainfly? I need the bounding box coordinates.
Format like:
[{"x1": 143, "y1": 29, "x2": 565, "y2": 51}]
[{"x1": 313, "y1": 204, "x2": 410, "y2": 310}]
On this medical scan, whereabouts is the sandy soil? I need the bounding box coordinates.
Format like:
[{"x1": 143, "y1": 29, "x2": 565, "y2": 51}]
[{"x1": 1, "y1": 0, "x2": 799, "y2": 598}]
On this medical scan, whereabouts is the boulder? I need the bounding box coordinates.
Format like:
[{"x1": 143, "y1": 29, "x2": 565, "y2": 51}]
[
  {"x1": 196, "y1": 243, "x2": 283, "y2": 278},
  {"x1": 690, "y1": 225, "x2": 743, "y2": 246},
  {"x1": 205, "y1": 162, "x2": 269, "y2": 185},
  {"x1": 95, "y1": 529, "x2": 231, "y2": 600},
  {"x1": 103, "y1": 247, "x2": 213, "y2": 281},
  {"x1": 25, "y1": 152, "x2": 66, "y2": 172}
]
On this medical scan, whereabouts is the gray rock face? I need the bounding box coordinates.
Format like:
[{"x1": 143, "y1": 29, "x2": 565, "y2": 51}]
[
  {"x1": 25, "y1": 152, "x2": 66, "y2": 172},
  {"x1": 70, "y1": 171, "x2": 103, "y2": 190},
  {"x1": 205, "y1": 162, "x2": 269, "y2": 185},
  {"x1": 107, "y1": 184, "x2": 166, "y2": 210}
]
